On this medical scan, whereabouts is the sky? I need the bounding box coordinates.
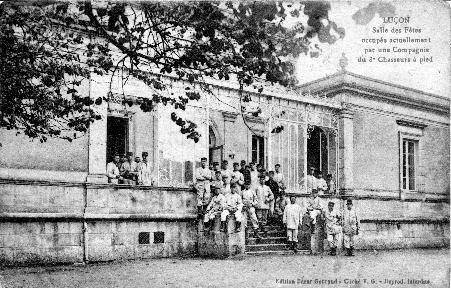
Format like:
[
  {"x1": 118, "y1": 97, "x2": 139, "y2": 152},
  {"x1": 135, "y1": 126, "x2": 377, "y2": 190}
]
[{"x1": 295, "y1": 0, "x2": 450, "y2": 98}]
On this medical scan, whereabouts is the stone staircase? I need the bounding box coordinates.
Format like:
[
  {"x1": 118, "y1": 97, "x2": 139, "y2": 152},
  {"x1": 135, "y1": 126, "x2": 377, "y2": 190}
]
[{"x1": 245, "y1": 224, "x2": 310, "y2": 255}]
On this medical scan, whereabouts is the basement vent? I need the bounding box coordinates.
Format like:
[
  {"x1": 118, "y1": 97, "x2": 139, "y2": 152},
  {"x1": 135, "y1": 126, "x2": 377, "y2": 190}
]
[
  {"x1": 154, "y1": 231, "x2": 165, "y2": 244},
  {"x1": 138, "y1": 232, "x2": 150, "y2": 244}
]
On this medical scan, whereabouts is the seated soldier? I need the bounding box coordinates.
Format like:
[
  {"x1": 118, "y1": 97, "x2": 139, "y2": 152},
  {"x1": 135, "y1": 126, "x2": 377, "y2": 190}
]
[
  {"x1": 221, "y1": 183, "x2": 243, "y2": 233},
  {"x1": 306, "y1": 189, "x2": 323, "y2": 233},
  {"x1": 203, "y1": 186, "x2": 226, "y2": 233}
]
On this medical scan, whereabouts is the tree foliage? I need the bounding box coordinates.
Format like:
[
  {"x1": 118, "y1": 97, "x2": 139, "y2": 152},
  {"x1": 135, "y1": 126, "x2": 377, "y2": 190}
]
[{"x1": 0, "y1": 1, "x2": 344, "y2": 143}]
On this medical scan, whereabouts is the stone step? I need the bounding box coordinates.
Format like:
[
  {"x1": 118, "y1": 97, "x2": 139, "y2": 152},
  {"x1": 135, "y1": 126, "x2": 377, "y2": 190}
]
[
  {"x1": 258, "y1": 230, "x2": 286, "y2": 237},
  {"x1": 262, "y1": 225, "x2": 285, "y2": 231},
  {"x1": 246, "y1": 237, "x2": 287, "y2": 245},
  {"x1": 246, "y1": 250, "x2": 310, "y2": 256},
  {"x1": 245, "y1": 243, "x2": 291, "y2": 252},
  {"x1": 246, "y1": 228, "x2": 286, "y2": 236}
]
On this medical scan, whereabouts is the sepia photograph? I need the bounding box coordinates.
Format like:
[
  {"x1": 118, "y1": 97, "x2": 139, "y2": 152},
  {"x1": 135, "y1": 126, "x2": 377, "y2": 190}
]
[{"x1": 0, "y1": 0, "x2": 449, "y2": 287}]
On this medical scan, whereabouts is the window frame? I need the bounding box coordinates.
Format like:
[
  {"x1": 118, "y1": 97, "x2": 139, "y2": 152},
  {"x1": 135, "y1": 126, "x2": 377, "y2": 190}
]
[
  {"x1": 251, "y1": 134, "x2": 265, "y2": 166},
  {"x1": 399, "y1": 132, "x2": 420, "y2": 192}
]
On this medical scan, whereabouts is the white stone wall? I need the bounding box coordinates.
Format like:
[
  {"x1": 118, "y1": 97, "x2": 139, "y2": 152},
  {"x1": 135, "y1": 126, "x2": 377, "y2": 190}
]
[{"x1": 0, "y1": 181, "x2": 198, "y2": 266}]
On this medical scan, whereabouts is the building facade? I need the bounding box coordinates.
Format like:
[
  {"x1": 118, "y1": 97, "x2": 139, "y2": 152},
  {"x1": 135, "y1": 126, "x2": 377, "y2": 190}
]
[{"x1": 0, "y1": 67, "x2": 449, "y2": 265}]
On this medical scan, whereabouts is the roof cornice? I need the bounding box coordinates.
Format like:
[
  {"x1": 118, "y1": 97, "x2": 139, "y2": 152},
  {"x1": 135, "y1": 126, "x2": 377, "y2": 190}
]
[{"x1": 297, "y1": 71, "x2": 450, "y2": 114}]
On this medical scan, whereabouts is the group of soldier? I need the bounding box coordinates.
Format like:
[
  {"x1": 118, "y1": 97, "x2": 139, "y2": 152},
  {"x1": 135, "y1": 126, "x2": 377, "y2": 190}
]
[
  {"x1": 195, "y1": 157, "x2": 360, "y2": 256},
  {"x1": 195, "y1": 158, "x2": 283, "y2": 237},
  {"x1": 105, "y1": 153, "x2": 360, "y2": 256},
  {"x1": 106, "y1": 152, "x2": 154, "y2": 185}
]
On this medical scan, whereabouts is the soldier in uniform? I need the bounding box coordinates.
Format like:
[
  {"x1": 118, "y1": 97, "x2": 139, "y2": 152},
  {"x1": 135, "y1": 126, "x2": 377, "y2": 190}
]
[
  {"x1": 306, "y1": 189, "x2": 323, "y2": 228},
  {"x1": 137, "y1": 151, "x2": 154, "y2": 186},
  {"x1": 265, "y1": 171, "x2": 280, "y2": 220},
  {"x1": 249, "y1": 162, "x2": 259, "y2": 189},
  {"x1": 203, "y1": 186, "x2": 226, "y2": 233},
  {"x1": 221, "y1": 160, "x2": 233, "y2": 189},
  {"x1": 283, "y1": 196, "x2": 304, "y2": 253},
  {"x1": 325, "y1": 201, "x2": 341, "y2": 256},
  {"x1": 106, "y1": 155, "x2": 122, "y2": 184},
  {"x1": 120, "y1": 152, "x2": 138, "y2": 184},
  {"x1": 307, "y1": 167, "x2": 318, "y2": 194},
  {"x1": 230, "y1": 162, "x2": 245, "y2": 195},
  {"x1": 195, "y1": 157, "x2": 212, "y2": 217},
  {"x1": 241, "y1": 183, "x2": 260, "y2": 239},
  {"x1": 221, "y1": 183, "x2": 243, "y2": 233},
  {"x1": 342, "y1": 199, "x2": 360, "y2": 256},
  {"x1": 274, "y1": 164, "x2": 285, "y2": 191},
  {"x1": 255, "y1": 174, "x2": 274, "y2": 235}
]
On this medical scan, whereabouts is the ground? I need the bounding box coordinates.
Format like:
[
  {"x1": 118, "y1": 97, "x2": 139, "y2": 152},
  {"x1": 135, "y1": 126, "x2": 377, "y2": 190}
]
[{"x1": 1, "y1": 249, "x2": 449, "y2": 288}]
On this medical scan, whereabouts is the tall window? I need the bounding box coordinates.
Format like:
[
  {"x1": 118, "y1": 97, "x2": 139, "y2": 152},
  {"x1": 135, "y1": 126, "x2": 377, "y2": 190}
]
[
  {"x1": 106, "y1": 116, "x2": 129, "y2": 163},
  {"x1": 402, "y1": 139, "x2": 417, "y2": 191},
  {"x1": 252, "y1": 135, "x2": 265, "y2": 166}
]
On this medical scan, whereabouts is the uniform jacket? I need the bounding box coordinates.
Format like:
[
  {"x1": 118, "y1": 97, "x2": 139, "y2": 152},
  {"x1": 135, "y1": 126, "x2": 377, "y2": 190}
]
[
  {"x1": 241, "y1": 189, "x2": 257, "y2": 208},
  {"x1": 106, "y1": 162, "x2": 120, "y2": 181},
  {"x1": 205, "y1": 194, "x2": 226, "y2": 213},
  {"x1": 225, "y1": 193, "x2": 243, "y2": 211},
  {"x1": 283, "y1": 203, "x2": 303, "y2": 230},
  {"x1": 325, "y1": 208, "x2": 341, "y2": 235},
  {"x1": 306, "y1": 196, "x2": 323, "y2": 211},
  {"x1": 342, "y1": 208, "x2": 359, "y2": 235},
  {"x1": 265, "y1": 178, "x2": 280, "y2": 198},
  {"x1": 230, "y1": 170, "x2": 245, "y2": 187},
  {"x1": 255, "y1": 184, "x2": 274, "y2": 209},
  {"x1": 137, "y1": 161, "x2": 154, "y2": 185}
]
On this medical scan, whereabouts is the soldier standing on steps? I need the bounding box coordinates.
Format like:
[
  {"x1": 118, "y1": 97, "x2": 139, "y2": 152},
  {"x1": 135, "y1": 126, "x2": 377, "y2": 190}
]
[
  {"x1": 255, "y1": 174, "x2": 274, "y2": 237},
  {"x1": 283, "y1": 196, "x2": 303, "y2": 253},
  {"x1": 241, "y1": 183, "x2": 260, "y2": 239}
]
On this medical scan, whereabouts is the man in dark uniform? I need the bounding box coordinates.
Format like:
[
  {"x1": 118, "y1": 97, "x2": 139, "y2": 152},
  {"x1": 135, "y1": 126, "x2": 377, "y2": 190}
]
[{"x1": 265, "y1": 171, "x2": 280, "y2": 223}]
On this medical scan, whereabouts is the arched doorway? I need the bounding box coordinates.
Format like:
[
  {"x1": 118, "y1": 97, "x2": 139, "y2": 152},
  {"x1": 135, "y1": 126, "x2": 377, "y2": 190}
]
[{"x1": 209, "y1": 126, "x2": 223, "y2": 164}]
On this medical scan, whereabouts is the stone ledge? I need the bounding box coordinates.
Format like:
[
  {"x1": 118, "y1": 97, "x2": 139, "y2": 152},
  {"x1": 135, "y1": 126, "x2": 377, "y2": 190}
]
[
  {"x1": 0, "y1": 212, "x2": 197, "y2": 222},
  {"x1": 84, "y1": 213, "x2": 197, "y2": 221},
  {"x1": 360, "y1": 218, "x2": 449, "y2": 224},
  {"x1": 0, "y1": 178, "x2": 196, "y2": 193},
  {"x1": 285, "y1": 192, "x2": 449, "y2": 203}
]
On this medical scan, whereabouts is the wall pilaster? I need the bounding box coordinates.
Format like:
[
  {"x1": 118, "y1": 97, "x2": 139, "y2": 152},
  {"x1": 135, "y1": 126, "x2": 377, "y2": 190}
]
[{"x1": 339, "y1": 108, "x2": 354, "y2": 194}]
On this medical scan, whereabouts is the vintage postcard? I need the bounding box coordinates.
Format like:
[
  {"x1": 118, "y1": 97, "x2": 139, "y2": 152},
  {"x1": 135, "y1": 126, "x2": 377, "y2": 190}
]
[{"x1": 0, "y1": 0, "x2": 449, "y2": 287}]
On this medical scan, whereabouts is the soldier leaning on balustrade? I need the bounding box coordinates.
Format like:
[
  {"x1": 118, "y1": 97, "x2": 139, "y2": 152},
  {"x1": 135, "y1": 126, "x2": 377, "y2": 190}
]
[
  {"x1": 120, "y1": 152, "x2": 138, "y2": 184},
  {"x1": 106, "y1": 155, "x2": 123, "y2": 184}
]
